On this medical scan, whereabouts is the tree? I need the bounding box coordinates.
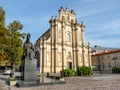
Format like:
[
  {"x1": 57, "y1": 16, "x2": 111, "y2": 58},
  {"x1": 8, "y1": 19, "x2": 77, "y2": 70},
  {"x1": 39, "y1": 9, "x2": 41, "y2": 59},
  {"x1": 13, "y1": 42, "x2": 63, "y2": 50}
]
[
  {"x1": 7, "y1": 20, "x2": 26, "y2": 72},
  {"x1": 0, "y1": 7, "x2": 5, "y2": 27},
  {"x1": 0, "y1": 25, "x2": 8, "y2": 65},
  {"x1": 0, "y1": 7, "x2": 8, "y2": 66}
]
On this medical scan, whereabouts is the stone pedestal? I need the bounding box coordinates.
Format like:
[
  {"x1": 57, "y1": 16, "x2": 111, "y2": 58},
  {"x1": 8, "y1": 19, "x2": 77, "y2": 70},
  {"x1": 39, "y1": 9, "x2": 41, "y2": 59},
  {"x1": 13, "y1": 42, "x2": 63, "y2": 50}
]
[{"x1": 21, "y1": 59, "x2": 37, "y2": 81}]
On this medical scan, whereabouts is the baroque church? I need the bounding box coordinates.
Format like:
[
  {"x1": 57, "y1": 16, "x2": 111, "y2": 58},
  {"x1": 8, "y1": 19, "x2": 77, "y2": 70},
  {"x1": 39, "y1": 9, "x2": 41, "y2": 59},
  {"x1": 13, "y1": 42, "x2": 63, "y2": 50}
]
[{"x1": 36, "y1": 6, "x2": 91, "y2": 73}]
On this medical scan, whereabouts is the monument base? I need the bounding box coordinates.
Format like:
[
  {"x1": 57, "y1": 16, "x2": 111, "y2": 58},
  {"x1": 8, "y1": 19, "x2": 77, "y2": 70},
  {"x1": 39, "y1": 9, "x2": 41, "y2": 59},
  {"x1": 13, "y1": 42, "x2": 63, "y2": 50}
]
[
  {"x1": 21, "y1": 59, "x2": 37, "y2": 81},
  {"x1": 16, "y1": 77, "x2": 66, "y2": 87}
]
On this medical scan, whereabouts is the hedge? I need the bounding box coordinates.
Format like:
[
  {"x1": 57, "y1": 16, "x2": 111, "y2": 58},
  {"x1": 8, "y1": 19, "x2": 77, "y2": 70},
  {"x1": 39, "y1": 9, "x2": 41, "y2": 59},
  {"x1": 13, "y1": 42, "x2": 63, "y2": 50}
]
[
  {"x1": 60, "y1": 69, "x2": 75, "y2": 77},
  {"x1": 76, "y1": 66, "x2": 93, "y2": 76},
  {"x1": 112, "y1": 67, "x2": 120, "y2": 73}
]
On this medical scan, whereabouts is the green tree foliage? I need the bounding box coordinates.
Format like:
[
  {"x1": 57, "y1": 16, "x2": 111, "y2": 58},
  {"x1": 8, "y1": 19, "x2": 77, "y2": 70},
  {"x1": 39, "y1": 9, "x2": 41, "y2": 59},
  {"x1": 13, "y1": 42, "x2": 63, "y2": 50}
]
[
  {"x1": 0, "y1": 7, "x2": 8, "y2": 65},
  {"x1": 7, "y1": 20, "x2": 26, "y2": 70},
  {"x1": 0, "y1": 7, "x2": 6, "y2": 49},
  {"x1": 0, "y1": 7, "x2": 26, "y2": 70},
  {"x1": 0, "y1": 7, "x2": 5, "y2": 27},
  {"x1": 112, "y1": 67, "x2": 120, "y2": 73},
  {"x1": 0, "y1": 26, "x2": 8, "y2": 65}
]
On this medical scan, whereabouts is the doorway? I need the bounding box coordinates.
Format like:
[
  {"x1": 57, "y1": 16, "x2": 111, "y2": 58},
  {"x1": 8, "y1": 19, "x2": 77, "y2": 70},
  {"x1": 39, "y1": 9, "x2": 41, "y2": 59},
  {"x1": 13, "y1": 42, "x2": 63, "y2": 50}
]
[{"x1": 68, "y1": 62, "x2": 72, "y2": 69}]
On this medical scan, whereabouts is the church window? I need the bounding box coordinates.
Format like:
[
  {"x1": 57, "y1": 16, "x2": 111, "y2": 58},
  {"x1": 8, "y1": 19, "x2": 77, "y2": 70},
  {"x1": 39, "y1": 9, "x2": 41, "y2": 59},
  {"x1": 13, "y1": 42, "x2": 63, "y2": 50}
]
[
  {"x1": 108, "y1": 62, "x2": 111, "y2": 68},
  {"x1": 68, "y1": 52, "x2": 71, "y2": 57}
]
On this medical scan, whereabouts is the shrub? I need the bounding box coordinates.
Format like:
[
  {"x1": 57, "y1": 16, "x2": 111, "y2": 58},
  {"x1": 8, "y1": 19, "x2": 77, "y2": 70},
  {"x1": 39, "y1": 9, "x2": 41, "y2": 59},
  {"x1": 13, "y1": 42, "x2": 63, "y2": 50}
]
[
  {"x1": 9, "y1": 77, "x2": 16, "y2": 81},
  {"x1": 112, "y1": 67, "x2": 120, "y2": 73},
  {"x1": 60, "y1": 69, "x2": 75, "y2": 77},
  {"x1": 76, "y1": 66, "x2": 93, "y2": 76}
]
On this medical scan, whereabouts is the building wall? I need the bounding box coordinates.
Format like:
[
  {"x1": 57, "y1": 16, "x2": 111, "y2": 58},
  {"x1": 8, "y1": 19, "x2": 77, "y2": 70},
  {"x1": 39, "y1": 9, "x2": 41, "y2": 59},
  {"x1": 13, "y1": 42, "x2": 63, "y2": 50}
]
[
  {"x1": 92, "y1": 50, "x2": 120, "y2": 71},
  {"x1": 36, "y1": 7, "x2": 91, "y2": 73}
]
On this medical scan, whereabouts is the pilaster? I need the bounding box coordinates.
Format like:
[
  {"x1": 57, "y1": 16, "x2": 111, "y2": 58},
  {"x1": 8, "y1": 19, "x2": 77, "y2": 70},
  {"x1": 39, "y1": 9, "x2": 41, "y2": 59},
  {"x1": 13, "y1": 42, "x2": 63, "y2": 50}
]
[
  {"x1": 81, "y1": 21, "x2": 85, "y2": 66},
  {"x1": 61, "y1": 20, "x2": 65, "y2": 69}
]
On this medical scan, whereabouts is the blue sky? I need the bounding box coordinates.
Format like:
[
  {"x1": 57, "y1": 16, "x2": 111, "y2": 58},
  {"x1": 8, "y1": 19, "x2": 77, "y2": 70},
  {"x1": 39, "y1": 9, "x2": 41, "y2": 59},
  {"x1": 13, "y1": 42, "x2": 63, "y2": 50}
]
[{"x1": 0, "y1": 0, "x2": 120, "y2": 48}]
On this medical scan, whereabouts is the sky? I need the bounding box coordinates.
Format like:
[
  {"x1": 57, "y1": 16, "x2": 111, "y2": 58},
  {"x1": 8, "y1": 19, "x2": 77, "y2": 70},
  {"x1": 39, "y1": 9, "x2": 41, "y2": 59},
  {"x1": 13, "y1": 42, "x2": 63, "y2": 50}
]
[{"x1": 0, "y1": 0, "x2": 120, "y2": 48}]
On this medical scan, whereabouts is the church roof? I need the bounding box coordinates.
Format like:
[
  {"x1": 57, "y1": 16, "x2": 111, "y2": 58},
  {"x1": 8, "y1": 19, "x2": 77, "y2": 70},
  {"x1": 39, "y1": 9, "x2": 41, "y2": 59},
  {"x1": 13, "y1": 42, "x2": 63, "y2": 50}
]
[
  {"x1": 91, "y1": 49, "x2": 120, "y2": 56},
  {"x1": 91, "y1": 45, "x2": 117, "y2": 53}
]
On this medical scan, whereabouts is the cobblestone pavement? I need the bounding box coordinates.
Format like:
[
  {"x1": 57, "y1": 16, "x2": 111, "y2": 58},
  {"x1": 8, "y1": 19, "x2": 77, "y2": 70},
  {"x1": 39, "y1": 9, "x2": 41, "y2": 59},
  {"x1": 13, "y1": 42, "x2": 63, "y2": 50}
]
[
  {"x1": 1, "y1": 74, "x2": 120, "y2": 90},
  {"x1": 9, "y1": 74, "x2": 120, "y2": 90}
]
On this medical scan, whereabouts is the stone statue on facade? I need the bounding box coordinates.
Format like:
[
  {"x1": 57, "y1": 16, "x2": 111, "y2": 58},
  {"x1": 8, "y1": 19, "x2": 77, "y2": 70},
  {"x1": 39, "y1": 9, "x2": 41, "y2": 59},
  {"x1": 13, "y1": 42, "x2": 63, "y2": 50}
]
[{"x1": 23, "y1": 33, "x2": 35, "y2": 60}]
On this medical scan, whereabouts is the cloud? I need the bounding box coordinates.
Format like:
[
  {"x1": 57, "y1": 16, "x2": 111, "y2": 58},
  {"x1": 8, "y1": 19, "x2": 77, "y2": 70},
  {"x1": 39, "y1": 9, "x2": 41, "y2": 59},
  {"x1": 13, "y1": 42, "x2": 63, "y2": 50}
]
[
  {"x1": 78, "y1": 6, "x2": 116, "y2": 18},
  {"x1": 85, "y1": 17, "x2": 120, "y2": 48},
  {"x1": 86, "y1": 36, "x2": 120, "y2": 48},
  {"x1": 102, "y1": 19, "x2": 120, "y2": 33}
]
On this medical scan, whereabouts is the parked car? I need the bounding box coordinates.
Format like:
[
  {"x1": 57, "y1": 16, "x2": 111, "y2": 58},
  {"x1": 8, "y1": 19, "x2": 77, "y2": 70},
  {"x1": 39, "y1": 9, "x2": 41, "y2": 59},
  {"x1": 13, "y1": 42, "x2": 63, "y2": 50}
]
[{"x1": 4, "y1": 68, "x2": 12, "y2": 75}]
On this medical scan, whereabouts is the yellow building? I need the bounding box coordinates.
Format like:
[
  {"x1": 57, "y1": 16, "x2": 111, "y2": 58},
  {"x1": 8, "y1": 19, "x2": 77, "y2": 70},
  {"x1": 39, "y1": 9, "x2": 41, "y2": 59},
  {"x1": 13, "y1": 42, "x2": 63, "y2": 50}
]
[{"x1": 36, "y1": 7, "x2": 91, "y2": 73}]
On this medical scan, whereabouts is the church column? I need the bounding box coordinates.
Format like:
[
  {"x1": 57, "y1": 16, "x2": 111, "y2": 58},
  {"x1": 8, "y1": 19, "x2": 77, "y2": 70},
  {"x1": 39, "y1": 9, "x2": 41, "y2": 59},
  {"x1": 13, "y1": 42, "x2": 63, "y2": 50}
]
[
  {"x1": 81, "y1": 21, "x2": 85, "y2": 66},
  {"x1": 51, "y1": 46, "x2": 54, "y2": 73},
  {"x1": 54, "y1": 19, "x2": 58, "y2": 73},
  {"x1": 61, "y1": 21, "x2": 65, "y2": 70},
  {"x1": 41, "y1": 42, "x2": 44, "y2": 73},
  {"x1": 71, "y1": 21, "x2": 76, "y2": 70},
  {"x1": 40, "y1": 39, "x2": 43, "y2": 73},
  {"x1": 88, "y1": 42, "x2": 91, "y2": 67},
  {"x1": 42, "y1": 38, "x2": 47, "y2": 73},
  {"x1": 75, "y1": 23, "x2": 79, "y2": 67},
  {"x1": 73, "y1": 49, "x2": 76, "y2": 70},
  {"x1": 49, "y1": 17, "x2": 54, "y2": 73},
  {"x1": 54, "y1": 47, "x2": 58, "y2": 73}
]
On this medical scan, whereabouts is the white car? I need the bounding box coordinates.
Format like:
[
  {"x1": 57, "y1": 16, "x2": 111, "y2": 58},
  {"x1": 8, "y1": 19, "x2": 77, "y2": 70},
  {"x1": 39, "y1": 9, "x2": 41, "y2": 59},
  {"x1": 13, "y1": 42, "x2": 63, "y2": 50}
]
[{"x1": 4, "y1": 68, "x2": 12, "y2": 75}]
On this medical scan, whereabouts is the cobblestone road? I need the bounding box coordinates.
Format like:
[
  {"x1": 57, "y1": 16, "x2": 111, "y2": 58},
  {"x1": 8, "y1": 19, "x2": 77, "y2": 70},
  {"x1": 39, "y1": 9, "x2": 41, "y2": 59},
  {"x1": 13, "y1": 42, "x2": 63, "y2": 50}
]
[{"x1": 1, "y1": 73, "x2": 120, "y2": 90}]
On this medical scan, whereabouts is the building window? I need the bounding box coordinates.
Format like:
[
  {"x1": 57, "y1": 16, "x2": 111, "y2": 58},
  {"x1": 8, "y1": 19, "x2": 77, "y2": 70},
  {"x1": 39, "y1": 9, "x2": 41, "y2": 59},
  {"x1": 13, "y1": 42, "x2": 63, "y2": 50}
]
[
  {"x1": 101, "y1": 56, "x2": 104, "y2": 59},
  {"x1": 66, "y1": 33, "x2": 71, "y2": 41},
  {"x1": 113, "y1": 57, "x2": 117, "y2": 60},
  {"x1": 108, "y1": 62, "x2": 111, "y2": 68},
  {"x1": 68, "y1": 52, "x2": 71, "y2": 57}
]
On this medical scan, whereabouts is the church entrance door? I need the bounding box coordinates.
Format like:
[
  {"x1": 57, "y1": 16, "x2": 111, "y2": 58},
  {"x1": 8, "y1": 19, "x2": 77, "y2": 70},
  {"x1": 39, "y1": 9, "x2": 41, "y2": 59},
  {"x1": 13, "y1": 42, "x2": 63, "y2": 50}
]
[{"x1": 68, "y1": 62, "x2": 72, "y2": 69}]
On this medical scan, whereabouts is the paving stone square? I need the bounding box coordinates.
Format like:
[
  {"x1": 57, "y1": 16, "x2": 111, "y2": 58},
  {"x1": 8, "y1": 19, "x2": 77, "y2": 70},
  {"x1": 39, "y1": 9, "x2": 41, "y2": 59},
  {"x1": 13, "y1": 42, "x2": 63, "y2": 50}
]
[{"x1": 2, "y1": 74, "x2": 120, "y2": 90}]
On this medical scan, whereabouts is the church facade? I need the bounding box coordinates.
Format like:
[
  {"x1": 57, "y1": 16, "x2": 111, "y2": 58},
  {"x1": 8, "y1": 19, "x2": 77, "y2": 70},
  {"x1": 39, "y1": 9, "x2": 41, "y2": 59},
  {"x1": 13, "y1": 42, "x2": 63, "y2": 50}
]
[{"x1": 36, "y1": 7, "x2": 91, "y2": 73}]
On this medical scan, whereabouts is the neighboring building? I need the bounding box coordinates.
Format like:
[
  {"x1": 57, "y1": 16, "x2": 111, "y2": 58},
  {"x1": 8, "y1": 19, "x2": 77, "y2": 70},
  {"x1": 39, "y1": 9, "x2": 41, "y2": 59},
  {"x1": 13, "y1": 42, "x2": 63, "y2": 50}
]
[
  {"x1": 92, "y1": 45, "x2": 117, "y2": 53},
  {"x1": 36, "y1": 6, "x2": 91, "y2": 73},
  {"x1": 91, "y1": 49, "x2": 120, "y2": 71}
]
